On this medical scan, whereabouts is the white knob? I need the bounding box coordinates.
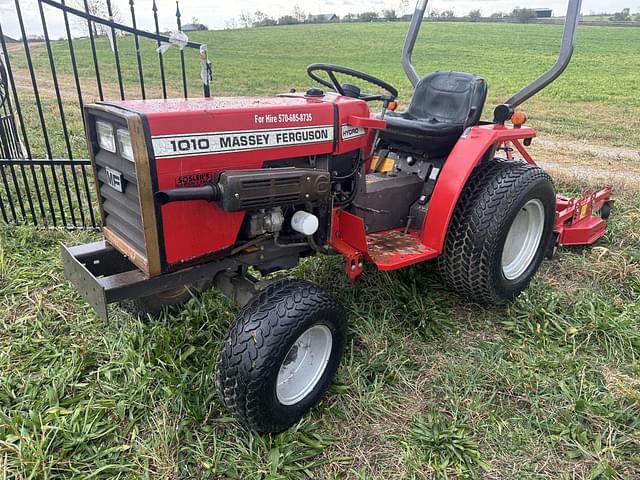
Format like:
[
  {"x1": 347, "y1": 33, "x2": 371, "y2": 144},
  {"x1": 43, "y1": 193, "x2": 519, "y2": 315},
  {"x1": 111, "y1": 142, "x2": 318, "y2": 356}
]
[{"x1": 291, "y1": 211, "x2": 319, "y2": 236}]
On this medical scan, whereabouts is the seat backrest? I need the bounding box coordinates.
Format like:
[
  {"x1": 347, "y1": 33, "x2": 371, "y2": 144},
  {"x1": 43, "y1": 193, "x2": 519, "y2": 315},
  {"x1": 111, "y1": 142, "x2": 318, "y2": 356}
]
[{"x1": 407, "y1": 71, "x2": 488, "y2": 127}]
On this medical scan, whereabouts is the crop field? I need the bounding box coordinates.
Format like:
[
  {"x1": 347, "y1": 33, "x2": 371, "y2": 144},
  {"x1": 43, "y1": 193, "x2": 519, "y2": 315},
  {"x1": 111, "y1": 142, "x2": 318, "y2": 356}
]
[{"x1": 1, "y1": 21, "x2": 640, "y2": 479}]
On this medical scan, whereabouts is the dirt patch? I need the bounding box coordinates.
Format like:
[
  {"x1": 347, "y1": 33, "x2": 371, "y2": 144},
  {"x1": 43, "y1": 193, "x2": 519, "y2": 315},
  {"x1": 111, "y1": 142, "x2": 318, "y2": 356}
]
[
  {"x1": 528, "y1": 137, "x2": 640, "y2": 188},
  {"x1": 3, "y1": 43, "x2": 38, "y2": 53},
  {"x1": 535, "y1": 137, "x2": 640, "y2": 162},
  {"x1": 540, "y1": 161, "x2": 640, "y2": 186},
  {"x1": 602, "y1": 367, "x2": 640, "y2": 405},
  {"x1": 9, "y1": 66, "x2": 183, "y2": 103}
]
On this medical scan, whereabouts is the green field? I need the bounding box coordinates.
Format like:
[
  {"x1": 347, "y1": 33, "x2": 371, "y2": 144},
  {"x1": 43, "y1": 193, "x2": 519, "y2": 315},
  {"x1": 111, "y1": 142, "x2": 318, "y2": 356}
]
[
  {"x1": 1, "y1": 21, "x2": 640, "y2": 479},
  {"x1": 7, "y1": 21, "x2": 640, "y2": 159}
]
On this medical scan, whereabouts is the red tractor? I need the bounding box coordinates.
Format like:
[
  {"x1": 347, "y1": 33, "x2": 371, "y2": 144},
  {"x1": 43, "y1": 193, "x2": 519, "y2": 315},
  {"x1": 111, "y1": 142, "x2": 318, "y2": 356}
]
[{"x1": 63, "y1": 0, "x2": 612, "y2": 432}]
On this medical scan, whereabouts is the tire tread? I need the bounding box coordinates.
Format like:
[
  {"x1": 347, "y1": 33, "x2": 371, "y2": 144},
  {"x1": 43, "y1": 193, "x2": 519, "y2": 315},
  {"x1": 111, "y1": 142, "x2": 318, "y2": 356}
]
[
  {"x1": 216, "y1": 278, "x2": 344, "y2": 432},
  {"x1": 438, "y1": 158, "x2": 554, "y2": 304}
]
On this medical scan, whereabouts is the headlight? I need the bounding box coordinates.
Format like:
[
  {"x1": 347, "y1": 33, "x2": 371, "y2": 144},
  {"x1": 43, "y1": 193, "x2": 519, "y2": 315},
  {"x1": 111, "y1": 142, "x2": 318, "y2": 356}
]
[
  {"x1": 96, "y1": 120, "x2": 116, "y2": 153},
  {"x1": 117, "y1": 129, "x2": 133, "y2": 162}
]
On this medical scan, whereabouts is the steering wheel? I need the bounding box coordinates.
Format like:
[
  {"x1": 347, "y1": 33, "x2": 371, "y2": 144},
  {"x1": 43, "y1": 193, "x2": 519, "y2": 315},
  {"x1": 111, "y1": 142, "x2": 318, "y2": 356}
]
[{"x1": 307, "y1": 64, "x2": 398, "y2": 102}]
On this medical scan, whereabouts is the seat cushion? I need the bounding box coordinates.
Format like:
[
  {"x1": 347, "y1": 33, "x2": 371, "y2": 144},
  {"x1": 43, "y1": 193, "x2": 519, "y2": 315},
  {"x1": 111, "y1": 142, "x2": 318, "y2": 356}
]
[
  {"x1": 380, "y1": 112, "x2": 463, "y2": 156},
  {"x1": 379, "y1": 71, "x2": 487, "y2": 156}
]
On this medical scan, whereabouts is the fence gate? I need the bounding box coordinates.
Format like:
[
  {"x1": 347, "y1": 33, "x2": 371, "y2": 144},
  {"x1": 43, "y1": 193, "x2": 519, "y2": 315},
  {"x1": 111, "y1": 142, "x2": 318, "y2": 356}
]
[{"x1": 0, "y1": 0, "x2": 211, "y2": 229}]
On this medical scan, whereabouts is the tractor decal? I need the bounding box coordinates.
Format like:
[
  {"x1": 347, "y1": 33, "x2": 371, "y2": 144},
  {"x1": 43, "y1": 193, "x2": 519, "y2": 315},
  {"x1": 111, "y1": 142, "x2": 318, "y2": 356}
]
[
  {"x1": 341, "y1": 124, "x2": 366, "y2": 140},
  {"x1": 151, "y1": 125, "x2": 334, "y2": 158}
]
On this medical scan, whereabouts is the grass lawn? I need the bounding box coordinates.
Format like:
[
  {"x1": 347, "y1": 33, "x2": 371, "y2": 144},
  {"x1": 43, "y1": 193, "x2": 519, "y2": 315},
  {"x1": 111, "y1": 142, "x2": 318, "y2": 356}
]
[
  {"x1": 1, "y1": 180, "x2": 639, "y2": 479},
  {"x1": 1, "y1": 20, "x2": 640, "y2": 479}
]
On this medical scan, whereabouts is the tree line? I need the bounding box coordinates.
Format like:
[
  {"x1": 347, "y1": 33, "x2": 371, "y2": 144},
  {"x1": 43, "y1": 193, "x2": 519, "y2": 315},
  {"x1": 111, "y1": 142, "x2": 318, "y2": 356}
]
[
  {"x1": 227, "y1": 4, "x2": 640, "y2": 29},
  {"x1": 228, "y1": 4, "x2": 410, "y2": 29},
  {"x1": 464, "y1": 7, "x2": 640, "y2": 23}
]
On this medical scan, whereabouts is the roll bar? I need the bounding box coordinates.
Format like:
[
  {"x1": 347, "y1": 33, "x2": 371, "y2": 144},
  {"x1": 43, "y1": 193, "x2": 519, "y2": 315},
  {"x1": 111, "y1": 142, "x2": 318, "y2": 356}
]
[
  {"x1": 402, "y1": 0, "x2": 428, "y2": 87},
  {"x1": 402, "y1": 0, "x2": 582, "y2": 110},
  {"x1": 506, "y1": 0, "x2": 582, "y2": 108}
]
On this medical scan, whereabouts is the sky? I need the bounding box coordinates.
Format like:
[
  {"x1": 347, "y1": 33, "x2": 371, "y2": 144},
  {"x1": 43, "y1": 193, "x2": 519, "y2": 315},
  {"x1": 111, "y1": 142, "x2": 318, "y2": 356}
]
[{"x1": 1, "y1": 0, "x2": 638, "y2": 40}]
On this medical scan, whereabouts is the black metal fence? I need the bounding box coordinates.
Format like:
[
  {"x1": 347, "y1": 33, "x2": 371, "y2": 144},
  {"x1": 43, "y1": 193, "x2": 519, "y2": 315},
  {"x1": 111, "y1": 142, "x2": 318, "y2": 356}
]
[{"x1": 0, "y1": 0, "x2": 211, "y2": 229}]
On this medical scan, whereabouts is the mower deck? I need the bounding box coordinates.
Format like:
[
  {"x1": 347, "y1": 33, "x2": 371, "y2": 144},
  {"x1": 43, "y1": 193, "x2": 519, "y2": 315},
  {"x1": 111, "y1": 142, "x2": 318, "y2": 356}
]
[{"x1": 554, "y1": 187, "x2": 613, "y2": 246}]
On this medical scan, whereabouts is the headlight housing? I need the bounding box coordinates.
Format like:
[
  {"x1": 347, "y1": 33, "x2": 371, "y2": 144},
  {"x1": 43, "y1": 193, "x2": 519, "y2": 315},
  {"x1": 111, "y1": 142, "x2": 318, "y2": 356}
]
[
  {"x1": 117, "y1": 129, "x2": 133, "y2": 162},
  {"x1": 96, "y1": 120, "x2": 116, "y2": 153}
]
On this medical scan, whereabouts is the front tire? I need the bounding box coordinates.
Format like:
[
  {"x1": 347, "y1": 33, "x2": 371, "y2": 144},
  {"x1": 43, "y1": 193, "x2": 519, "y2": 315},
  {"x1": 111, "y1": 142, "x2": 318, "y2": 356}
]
[
  {"x1": 216, "y1": 278, "x2": 346, "y2": 433},
  {"x1": 438, "y1": 159, "x2": 556, "y2": 304}
]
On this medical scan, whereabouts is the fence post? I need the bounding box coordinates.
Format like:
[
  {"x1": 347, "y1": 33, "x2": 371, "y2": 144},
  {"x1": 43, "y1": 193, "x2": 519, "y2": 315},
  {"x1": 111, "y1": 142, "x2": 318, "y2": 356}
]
[
  {"x1": 200, "y1": 45, "x2": 212, "y2": 98},
  {"x1": 176, "y1": 1, "x2": 188, "y2": 98},
  {"x1": 153, "y1": 0, "x2": 168, "y2": 99}
]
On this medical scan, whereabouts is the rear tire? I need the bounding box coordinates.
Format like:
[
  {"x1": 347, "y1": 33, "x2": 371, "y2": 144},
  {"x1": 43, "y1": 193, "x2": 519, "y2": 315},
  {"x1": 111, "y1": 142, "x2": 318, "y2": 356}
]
[
  {"x1": 438, "y1": 159, "x2": 556, "y2": 304},
  {"x1": 216, "y1": 278, "x2": 346, "y2": 433}
]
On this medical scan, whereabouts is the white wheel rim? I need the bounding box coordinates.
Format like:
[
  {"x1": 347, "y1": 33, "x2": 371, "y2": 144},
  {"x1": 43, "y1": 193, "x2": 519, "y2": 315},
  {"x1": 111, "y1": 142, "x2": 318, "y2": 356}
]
[
  {"x1": 502, "y1": 199, "x2": 546, "y2": 281},
  {"x1": 276, "y1": 324, "x2": 333, "y2": 406}
]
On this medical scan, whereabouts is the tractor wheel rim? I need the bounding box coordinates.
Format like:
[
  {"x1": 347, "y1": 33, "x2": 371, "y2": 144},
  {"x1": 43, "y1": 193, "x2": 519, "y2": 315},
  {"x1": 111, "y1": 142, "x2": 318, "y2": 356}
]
[
  {"x1": 502, "y1": 199, "x2": 545, "y2": 281},
  {"x1": 276, "y1": 324, "x2": 333, "y2": 406}
]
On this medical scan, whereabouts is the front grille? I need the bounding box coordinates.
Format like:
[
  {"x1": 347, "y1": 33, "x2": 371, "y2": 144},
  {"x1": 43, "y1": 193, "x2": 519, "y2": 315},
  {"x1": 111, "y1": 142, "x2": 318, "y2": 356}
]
[{"x1": 94, "y1": 150, "x2": 146, "y2": 256}]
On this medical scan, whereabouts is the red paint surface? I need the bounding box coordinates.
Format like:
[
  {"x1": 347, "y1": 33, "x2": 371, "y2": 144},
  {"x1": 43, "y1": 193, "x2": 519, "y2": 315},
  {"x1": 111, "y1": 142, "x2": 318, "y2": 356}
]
[{"x1": 420, "y1": 124, "x2": 536, "y2": 252}]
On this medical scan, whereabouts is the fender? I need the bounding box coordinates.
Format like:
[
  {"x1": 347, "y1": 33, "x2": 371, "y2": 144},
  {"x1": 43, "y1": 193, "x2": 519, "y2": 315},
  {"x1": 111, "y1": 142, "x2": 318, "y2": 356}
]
[{"x1": 420, "y1": 124, "x2": 537, "y2": 251}]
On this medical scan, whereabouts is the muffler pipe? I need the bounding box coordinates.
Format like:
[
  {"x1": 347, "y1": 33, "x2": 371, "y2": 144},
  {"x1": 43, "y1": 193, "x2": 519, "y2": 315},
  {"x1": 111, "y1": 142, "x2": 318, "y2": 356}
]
[{"x1": 155, "y1": 184, "x2": 221, "y2": 205}]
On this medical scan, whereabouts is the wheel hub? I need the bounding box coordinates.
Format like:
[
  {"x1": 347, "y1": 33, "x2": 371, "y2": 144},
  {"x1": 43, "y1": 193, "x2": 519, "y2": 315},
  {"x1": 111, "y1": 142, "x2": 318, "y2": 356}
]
[
  {"x1": 276, "y1": 325, "x2": 333, "y2": 406},
  {"x1": 502, "y1": 199, "x2": 545, "y2": 280}
]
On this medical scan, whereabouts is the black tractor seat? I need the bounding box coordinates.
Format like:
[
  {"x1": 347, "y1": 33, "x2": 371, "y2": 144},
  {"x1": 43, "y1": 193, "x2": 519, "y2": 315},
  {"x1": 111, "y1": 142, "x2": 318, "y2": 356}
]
[{"x1": 379, "y1": 71, "x2": 488, "y2": 157}]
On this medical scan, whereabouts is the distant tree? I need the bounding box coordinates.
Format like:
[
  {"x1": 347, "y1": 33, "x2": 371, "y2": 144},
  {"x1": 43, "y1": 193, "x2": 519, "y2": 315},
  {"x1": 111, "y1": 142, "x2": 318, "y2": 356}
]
[
  {"x1": 441, "y1": 9, "x2": 455, "y2": 18},
  {"x1": 428, "y1": 9, "x2": 440, "y2": 18},
  {"x1": 225, "y1": 18, "x2": 238, "y2": 29},
  {"x1": 383, "y1": 9, "x2": 397, "y2": 20},
  {"x1": 358, "y1": 11, "x2": 379, "y2": 22},
  {"x1": 342, "y1": 13, "x2": 358, "y2": 22},
  {"x1": 253, "y1": 11, "x2": 276, "y2": 27},
  {"x1": 468, "y1": 9, "x2": 482, "y2": 21},
  {"x1": 635, "y1": 13, "x2": 640, "y2": 21},
  {"x1": 292, "y1": 5, "x2": 306, "y2": 23},
  {"x1": 69, "y1": 0, "x2": 123, "y2": 36},
  {"x1": 278, "y1": 15, "x2": 298, "y2": 25},
  {"x1": 490, "y1": 12, "x2": 505, "y2": 18},
  {"x1": 609, "y1": 8, "x2": 632, "y2": 21},
  {"x1": 239, "y1": 12, "x2": 254, "y2": 28},
  {"x1": 511, "y1": 7, "x2": 537, "y2": 23}
]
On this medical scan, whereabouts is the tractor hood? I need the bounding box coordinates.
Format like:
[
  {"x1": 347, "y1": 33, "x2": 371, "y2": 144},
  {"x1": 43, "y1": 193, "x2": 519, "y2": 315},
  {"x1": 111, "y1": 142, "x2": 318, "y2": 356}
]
[{"x1": 102, "y1": 93, "x2": 371, "y2": 161}]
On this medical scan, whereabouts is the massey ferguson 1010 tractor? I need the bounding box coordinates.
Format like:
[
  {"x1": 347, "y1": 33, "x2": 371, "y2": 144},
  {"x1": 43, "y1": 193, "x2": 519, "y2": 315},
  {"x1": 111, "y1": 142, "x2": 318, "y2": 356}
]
[{"x1": 63, "y1": 0, "x2": 612, "y2": 432}]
